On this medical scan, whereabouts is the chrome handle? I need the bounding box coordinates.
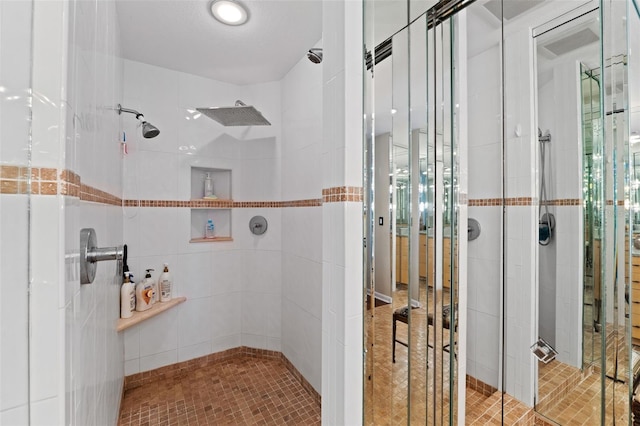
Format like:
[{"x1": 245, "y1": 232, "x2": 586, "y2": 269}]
[
  {"x1": 80, "y1": 228, "x2": 123, "y2": 285},
  {"x1": 87, "y1": 246, "x2": 124, "y2": 263}
]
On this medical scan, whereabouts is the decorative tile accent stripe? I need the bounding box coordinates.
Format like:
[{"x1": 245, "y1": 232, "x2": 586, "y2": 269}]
[
  {"x1": 0, "y1": 165, "x2": 58, "y2": 195},
  {"x1": 470, "y1": 197, "x2": 584, "y2": 207},
  {"x1": 59, "y1": 169, "x2": 123, "y2": 206},
  {"x1": 2, "y1": 165, "x2": 360, "y2": 210},
  {"x1": 80, "y1": 183, "x2": 122, "y2": 206},
  {"x1": 123, "y1": 346, "x2": 320, "y2": 405},
  {"x1": 124, "y1": 199, "x2": 323, "y2": 208},
  {"x1": 469, "y1": 198, "x2": 503, "y2": 206},
  {"x1": 466, "y1": 375, "x2": 498, "y2": 397},
  {"x1": 505, "y1": 197, "x2": 533, "y2": 206},
  {"x1": 541, "y1": 199, "x2": 582, "y2": 206},
  {"x1": 322, "y1": 186, "x2": 363, "y2": 203}
]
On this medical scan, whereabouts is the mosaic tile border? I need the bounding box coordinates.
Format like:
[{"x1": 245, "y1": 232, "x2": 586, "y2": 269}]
[
  {"x1": 466, "y1": 375, "x2": 498, "y2": 397},
  {"x1": 0, "y1": 165, "x2": 58, "y2": 195},
  {"x1": 1, "y1": 166, "x2": 362, "y2": 209},
  {"x1": 322, "y1": 186, "x2": 363, "y2": 203},
  {"x1": 470, "y1": 197, "x2": 585, "y2": 207},
  {"x1": 540, "y1": 199, "x2": 581, "y2": 206},
  {"x1": 124, "y1": 199, "x2": 323, "y2": 208},
  {"x1": 0, "y1": 165, "x2": 124, "y2": 206},
  {"x1": 469, "y1": 198, "x2": 504, "y2": 207},
  {"x1": 123, "y1": 346, "x2": 321, "y2": 405}
]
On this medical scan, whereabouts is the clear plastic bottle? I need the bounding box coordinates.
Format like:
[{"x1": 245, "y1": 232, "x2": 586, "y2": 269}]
[
  {"x1": 204, "y1": 172, "x2": 214, "y2": 198},
  {"x1": 205, "y1": 219, "x2": 215, "y2": 239}
]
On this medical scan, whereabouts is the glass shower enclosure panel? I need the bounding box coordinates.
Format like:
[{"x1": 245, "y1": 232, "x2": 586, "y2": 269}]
[{"x1": 0, "y1": 0, "x2": 34, "y2": 423}]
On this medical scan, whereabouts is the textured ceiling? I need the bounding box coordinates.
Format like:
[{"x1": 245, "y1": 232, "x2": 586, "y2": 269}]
[{"x1": 116, "y1": 0, "x2": 323, "y2": 85}]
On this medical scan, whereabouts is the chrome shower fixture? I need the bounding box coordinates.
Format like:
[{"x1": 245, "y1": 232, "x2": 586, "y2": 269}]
[
  {"x1": 538, "y1": 128, "x2": 551, "y2": 143},
  {"x1": 307, "y1": 48, "x2": 323, "y2": 64},
  {"x1": 117, "y1": 104, "x2": 160, "y2": 139}
]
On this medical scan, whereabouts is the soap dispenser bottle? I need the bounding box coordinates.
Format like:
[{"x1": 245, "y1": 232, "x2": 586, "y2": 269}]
[
  {"x1": 121, "y1": 272, "x2": 135, "y2": 319},
  {"x1": 136, "y1": 269, "x2": 155, "y2": 312},
  {"x1": 149, "y1": 269, "x2": 159, "y2": 304},
  {"x1": 159, "y1": 263, "x2": 173, "y2": 302},
  {"x1": 204, "y1": 172, "x2": 214, "y2": 198}
]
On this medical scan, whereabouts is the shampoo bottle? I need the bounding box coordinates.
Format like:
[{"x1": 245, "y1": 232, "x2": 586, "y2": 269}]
[
  {"x1": 121, "y1": 272, "x2": 135, "y2": 319},
  {"x1": 159, "y1": 263, "x2": 173, "y2": 302},
  {"x1": 136, "y1": 269, "x2": 155, "y2": 312}
]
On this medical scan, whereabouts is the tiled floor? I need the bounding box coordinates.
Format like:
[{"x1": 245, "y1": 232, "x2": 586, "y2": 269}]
[
  {"x1": 365, "y1": 281, "x2": 458, "y2": 425},
  {"x1": 118, "y1": 354, "x2": 320, "y2": 425},
  {"x1": 364, "y1": 280, "x2": 533, "y2": 425},
  {"x1": 536, "y1": 360, "x2": 583, "y2": 414},
  {"x1": 535, "y1": 323, "x2": 631, "y2": 425}
]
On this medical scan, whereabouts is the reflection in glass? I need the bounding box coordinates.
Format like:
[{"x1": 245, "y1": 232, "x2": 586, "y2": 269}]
[
  {"x1": 582, "y1": 65, "x2": 603, "y2": 367},
  {"x1": 363, "y1": 1, "x2": 461, "y2": 424}
]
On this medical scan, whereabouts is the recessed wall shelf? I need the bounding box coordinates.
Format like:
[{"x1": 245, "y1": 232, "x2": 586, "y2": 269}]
[
  {"x1": 117, "y1": 297, "x2": 187, "y2": 332},
  {"x1": 190, "y1": 237, "x2": 233, "y2": 243},
  {"x1": 190, "y1": 167, "x2": 233, "y2": 241},
  {"x1": 190, "y1": 167, "x2": 231, "y2": 200}
]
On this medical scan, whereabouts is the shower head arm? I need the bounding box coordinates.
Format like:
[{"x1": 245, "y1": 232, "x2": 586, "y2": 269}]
[{"x1": 117, "y1": 104, "x2": 145, "y2": 121}]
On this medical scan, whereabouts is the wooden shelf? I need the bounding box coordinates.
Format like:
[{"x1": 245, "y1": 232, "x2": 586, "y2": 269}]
[
  {"x1": 190, "y1": 237, "x2": 233, "y2": 243},
  {"x1": 117, "y1": 297, "x2": 187, "y2": 332}
]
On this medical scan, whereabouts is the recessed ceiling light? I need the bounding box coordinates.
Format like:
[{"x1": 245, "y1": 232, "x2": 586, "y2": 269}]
[{"x1": 210, "y1": 0, "x2": 248, "y2": 26}]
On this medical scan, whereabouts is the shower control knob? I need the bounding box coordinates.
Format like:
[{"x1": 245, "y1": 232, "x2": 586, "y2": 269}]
[{"x1": 249, "y1": 216, "x2": 268, "y2": 235}]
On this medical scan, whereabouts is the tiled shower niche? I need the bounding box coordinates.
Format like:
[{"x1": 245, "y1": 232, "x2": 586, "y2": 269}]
[{"x1": 190, "y1": 167, "x2": 232, "y2": 242}]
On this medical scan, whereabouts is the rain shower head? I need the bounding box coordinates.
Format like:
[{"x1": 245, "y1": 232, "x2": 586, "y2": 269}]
[
  {"x1": 307, "y1": 48, "x2": 323, "y2": 64},
  {"x1": 117, "y1": 104, "x2": 160, "y2": 139},
  {"x1": 196, "y1": 100, "x2": 271, "y2": 126}
]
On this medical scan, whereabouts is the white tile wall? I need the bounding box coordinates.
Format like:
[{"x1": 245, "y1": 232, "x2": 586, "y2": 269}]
[
  {"x1": 466, "y1": 34, "x2": 503, "y2": 389},
  {"x1": 122, "y1": 59, "x2": 292, "y2": 376},
  {"x1": 122, "y1": 35, "x2": 327, "y2": 403},
  {"x1": 537, "y1": 59, "x2": 583, "y2": 368},
  {"x1": 0, "y1": 0, "x2": 33, "y2": 166},
  {"x1": 23, "y1": 0, "x2": 126, "y2": 424},
  {"x1": 0, "y1": 196, "x2": 30, "y2": 414},
  {"x1": 321, "y1": 1, "x2": 365, "y2": 412}
]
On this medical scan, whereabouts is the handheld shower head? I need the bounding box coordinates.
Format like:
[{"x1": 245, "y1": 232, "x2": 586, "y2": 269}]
[
  {"x1": 117, "y1": 104, "x2": 160, "y2": 139},
  {"x1": 307, "y1": 48, "x2": 323, "y2": 64}
]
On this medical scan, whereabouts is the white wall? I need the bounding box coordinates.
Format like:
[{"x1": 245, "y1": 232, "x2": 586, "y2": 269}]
[
  {"x1": 122, "y1": 42, "x2": 326, "y2": 395},
  {"x1": 466, "y1": 41, "x2": 502, "y2": 389},
  {"x1": 280, "y1": 50, "x2": 324, "y2": 393},
  {"x1": 122, "y1": 60, "x2": 284, "y2": 375},
  {"x1": 537, "y1": 59, "x2": 583, "y2": 367},
  {"x1": 26, "y1": 0, "x2": 125, "y2": 424},
  {"x1": 0, "y1": 1, "x2": 32, "y2": 423},
  {"x1": 321, "y1": 0, "x2": 363, "y2": 423},
  {"x1": 503, "y1": 28, "x2": 538, "y2": 407}
]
